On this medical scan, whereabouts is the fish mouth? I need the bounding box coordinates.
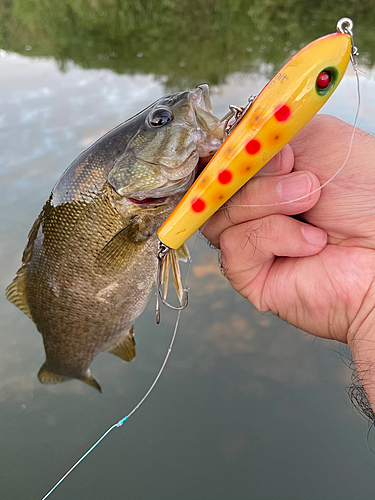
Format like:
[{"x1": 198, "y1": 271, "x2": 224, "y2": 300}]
[{"x1": 127, "y1": 196, "x2": 167, "y2": 206}]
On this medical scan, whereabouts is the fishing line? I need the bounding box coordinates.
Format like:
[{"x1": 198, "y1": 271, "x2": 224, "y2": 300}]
[
  {"x1": 220, "y1": 63, "x2": 361, "y2": 211},
  {"x1": 41, "y1": 239, "x2": 198, "y2": 500}
]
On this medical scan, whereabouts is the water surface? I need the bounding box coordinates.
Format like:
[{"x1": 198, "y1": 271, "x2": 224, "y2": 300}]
[{"x1": 1, "y1": 6, "x2": 375, "y2": 500}]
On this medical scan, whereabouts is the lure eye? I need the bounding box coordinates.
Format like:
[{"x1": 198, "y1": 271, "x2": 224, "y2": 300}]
[
  {"x1": 315, "y1": 67, "x2": 338, "y2": 96},
  {"x1": 148, "y1": 107, "x2": 174, "y2": 127},
  {"x1": 316, "y1": 71, "x2": 331, "y2": 89}
]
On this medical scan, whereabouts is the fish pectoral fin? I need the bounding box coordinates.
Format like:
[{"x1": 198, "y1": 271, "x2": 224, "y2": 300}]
[
  {"x1": 38, "y1": 364, "x2": 102, "y2": 393},
  {"x1": 95, "y1": 216, "x2": 146, "y2": 274},
  {"x1": 171, "y1": 250, "x2": 184, "y2": 302},
  {"x1": 162, "y1": 250, "x2": 184, "y2": 302},
  {"x1": 176, "y1": 243, "x2": 190, "y2": 262},
  {"x1": 38, "y1": 364, "x2": 72, "y2": 384},
  {"x1": 6, "y1": 265, "x2": 32, "y2": 319},
  {"x1": 107, "y1": 325, "x2": 136, "y2": 362}
]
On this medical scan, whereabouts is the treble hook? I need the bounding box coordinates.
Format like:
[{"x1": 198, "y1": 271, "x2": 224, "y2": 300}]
[{"x1": 155, "y1": 240, "x2": 188, "y2": 324}]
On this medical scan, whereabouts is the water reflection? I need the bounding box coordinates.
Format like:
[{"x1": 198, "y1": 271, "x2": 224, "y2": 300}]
[
  {"x1": 1, "y1": 50, "x2": 375, "y2": 500},
  {"x1": 1, "y1": 0, "x2": 374, "y2": 87}
]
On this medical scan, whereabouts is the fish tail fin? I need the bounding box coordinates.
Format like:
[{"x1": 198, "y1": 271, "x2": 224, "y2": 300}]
[
  {"x1": 38, "y1": 364, "x2": 102, "y2": 393},
  {"x1": 83, "y1": 371, "x2": 102, "y2": 393}
]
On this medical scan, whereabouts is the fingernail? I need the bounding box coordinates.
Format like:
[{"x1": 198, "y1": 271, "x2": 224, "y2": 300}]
[
  {"x1": 277, "y1": 173, "x2": 312, "y2": 201},
  {"x1": 260, "y1": 151, "x2": 281, "y2": 174},
  {"x1": 302, "y1": 225, "x2": 327, "y2": 247}
]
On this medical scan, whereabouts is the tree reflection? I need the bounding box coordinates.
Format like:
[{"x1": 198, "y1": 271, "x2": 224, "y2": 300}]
[{"x1": 0, "y1": 0, "x2": 373, "y2": 87}]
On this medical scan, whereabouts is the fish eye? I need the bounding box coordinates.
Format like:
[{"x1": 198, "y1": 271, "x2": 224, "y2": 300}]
[{"x1": 148, "y1": 107, "x2": 174, "y2": 127}]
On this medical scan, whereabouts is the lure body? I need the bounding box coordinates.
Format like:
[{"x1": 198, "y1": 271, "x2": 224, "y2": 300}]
[{"x1": 158, "y1": 31, "x2": 351, "y2": 249}]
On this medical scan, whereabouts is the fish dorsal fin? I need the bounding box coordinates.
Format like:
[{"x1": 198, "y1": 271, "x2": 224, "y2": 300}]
[
  {"x1": 5, "y1": 265, "x2": 32, "y2": 319},
  {"x1": 38, "y1": 363, "x2": 71, "y2": 384},
  {"x1": 107, "y1": 325, "x2": 136, "y2": 362},
  {"x1": 95, "y1": 216, "x2": 147, "y2": 274},
  {"x1": 6, "y1": 214, "x2": 42, "y2": 319},
  {"x1": 22, "y1": 213, "x2": 42, "y2": 265},
  {"x1": 38, "y1": 364, "x2": 102, "y2": 392}
]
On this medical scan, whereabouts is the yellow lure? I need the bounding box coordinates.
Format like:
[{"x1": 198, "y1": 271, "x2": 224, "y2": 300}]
[{"x1": 158, "y1": 31, "x2": 351, "y2": 249}]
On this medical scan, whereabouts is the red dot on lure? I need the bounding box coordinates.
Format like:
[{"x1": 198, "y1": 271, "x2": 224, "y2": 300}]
[
  {"x1": 245, "y1": 139, "x2": 261, "y2": 155},
  {"x1": 191, "y1": 197, "x2": 206, "y2": 212},
  {"x1": 316, "y1": 71, "x2": 331, "y2": 89},
  {"x1": 274, "y1": 104, "x2": 291, "y2": 122},
  {"x1": 218, "y1": 170, "x2": 232, "y2": 184}
]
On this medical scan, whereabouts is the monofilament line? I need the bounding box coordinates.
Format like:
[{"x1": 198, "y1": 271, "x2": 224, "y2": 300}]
[{"x1": 41, "y1": 286, "x2": 188, "y2": 499}]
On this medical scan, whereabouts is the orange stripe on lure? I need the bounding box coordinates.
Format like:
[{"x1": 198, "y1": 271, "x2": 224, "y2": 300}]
[{"x1": 158, "y1": 23, "x2": 352, "y2": 250}]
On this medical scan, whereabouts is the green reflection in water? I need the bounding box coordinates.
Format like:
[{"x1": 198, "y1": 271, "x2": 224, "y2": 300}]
[{"x1": 0, "y1": 0, "x2": 374, "y2": 87}]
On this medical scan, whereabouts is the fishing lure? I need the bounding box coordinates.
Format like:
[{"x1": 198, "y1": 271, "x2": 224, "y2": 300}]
[{"x1": 156, "y1": 18, "x2": 358, "y2": 318}]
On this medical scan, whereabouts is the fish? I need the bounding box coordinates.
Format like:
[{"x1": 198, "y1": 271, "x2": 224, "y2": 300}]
[{"x1": 6, "y1": 85, "x2": 223, "y2": 392}]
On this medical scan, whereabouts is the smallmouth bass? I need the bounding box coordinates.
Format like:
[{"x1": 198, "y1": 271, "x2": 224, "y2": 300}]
[{"x1": 6, "y1": 85, "x2": 223, "y2": 392}]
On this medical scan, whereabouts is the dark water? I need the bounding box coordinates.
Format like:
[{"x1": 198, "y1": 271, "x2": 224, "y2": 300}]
[{"x1": 1, "y1": 3, "x2": 375, "y2": 499}]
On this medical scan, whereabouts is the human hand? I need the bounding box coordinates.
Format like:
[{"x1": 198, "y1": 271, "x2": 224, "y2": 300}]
[{"x1": 201, "y1": 114, "x2": 375, "y2": 406}]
